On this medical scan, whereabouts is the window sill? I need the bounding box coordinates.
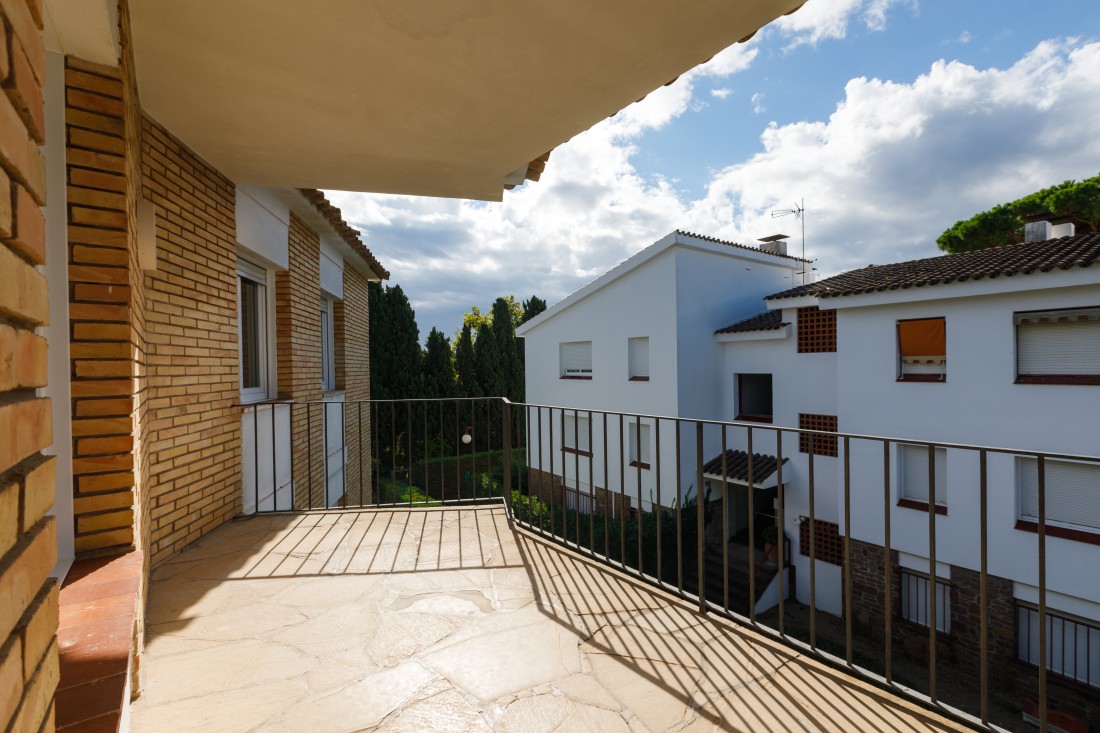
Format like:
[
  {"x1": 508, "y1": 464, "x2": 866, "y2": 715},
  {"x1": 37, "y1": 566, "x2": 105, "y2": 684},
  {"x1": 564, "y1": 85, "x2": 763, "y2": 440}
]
[
  {"x1": 628, "y1": 461, "x2": 651, "y2": 470},
  {"x1": 896, "y1": 375, "x2": 946, "y2": 383},
  {"x1": 735, "y1": 414, "x2": 773, "y2": 424},
  {"x1": 897, "y1": 498, "x2": 947, "y2": 516},
  {"x1": 559, "y1": 376, "x2": 592, "y2": 381},
  {"x1": 1015, "y1": 375, "x2": 1100, "y2": 386},
  {"x1": 562, "y1": 447, "x2": 593, "y2": 458},
  {"x1": 628, "y1": 376, "x2": 650, "y2": 382},
  {"x1": 1015, "y1": 519, "x2": 1100, "y2": 546}
]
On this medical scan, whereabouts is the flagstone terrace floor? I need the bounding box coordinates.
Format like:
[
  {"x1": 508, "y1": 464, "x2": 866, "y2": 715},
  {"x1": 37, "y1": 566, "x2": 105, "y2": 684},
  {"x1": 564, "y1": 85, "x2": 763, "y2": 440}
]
[{"x1": 131, "y1": 506, "x2": 969, "y2": 732}]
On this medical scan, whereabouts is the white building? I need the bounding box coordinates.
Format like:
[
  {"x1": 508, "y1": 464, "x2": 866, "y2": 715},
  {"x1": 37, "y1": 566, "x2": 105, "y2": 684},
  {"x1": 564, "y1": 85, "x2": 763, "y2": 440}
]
[
  {"x1": 521, "y1": 224, "x2": 1100, "y2": 719},
  {"x1": 516, "y1": 230, "x2": 809, "y2": 517}
]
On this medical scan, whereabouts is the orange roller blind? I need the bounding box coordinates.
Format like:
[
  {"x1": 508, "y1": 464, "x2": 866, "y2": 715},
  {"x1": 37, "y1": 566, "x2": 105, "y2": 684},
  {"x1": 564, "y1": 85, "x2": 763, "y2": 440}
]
[{"x1": 898, "y1": 318, "x2": 945, "y2": 356}]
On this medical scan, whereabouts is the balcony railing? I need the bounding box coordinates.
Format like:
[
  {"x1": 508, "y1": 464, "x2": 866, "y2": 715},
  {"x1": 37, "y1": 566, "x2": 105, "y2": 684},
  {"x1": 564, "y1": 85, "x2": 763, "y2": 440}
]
[{"x1": 239, "y1": 396, "x2": 1100, "y2": 733}]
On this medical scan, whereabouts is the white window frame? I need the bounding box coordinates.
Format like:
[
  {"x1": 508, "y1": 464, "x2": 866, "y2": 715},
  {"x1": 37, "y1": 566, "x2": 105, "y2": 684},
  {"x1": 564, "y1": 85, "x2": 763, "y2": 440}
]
[
  {"x1": 628, "y1": 336, "x2": 649, "y2": 380},
  {"x1": 560, "y1": 341, "x2": 593, "y2": 379},
  {"x1": 1016, "y1": 602, "x2": 1100, "y2": 689},
  {"x1": 238, "y1": 258, "x2": 271, "y2": 403},
  {"x1": 899, "y1": 569, "x2": 951, "y2": 633},
  {"x1": 562, "y1": 413, "x2": 591, "y2": 455},
  {"x1": 628, "y1": 421, "x2": 652, "y2": 468},
  {"x1": 1016, "y1": 457, "x2": 1100, "y2": 535},
  {"x1": 898, "y1": 444, "x2": 947, "y2": 508},
  {"x1": 321, "y1": 295, "x2": 337, "y2": 392},
  {"x1": 1014, "y1": 306, "x2": 1100, "y2": 383}
]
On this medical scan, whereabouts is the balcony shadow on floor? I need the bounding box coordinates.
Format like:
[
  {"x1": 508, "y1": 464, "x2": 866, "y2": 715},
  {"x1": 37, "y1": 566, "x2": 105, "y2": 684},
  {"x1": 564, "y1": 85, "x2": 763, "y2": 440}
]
[{"x1": 135, "y1": 505, "x2": 967, "y2": 732}]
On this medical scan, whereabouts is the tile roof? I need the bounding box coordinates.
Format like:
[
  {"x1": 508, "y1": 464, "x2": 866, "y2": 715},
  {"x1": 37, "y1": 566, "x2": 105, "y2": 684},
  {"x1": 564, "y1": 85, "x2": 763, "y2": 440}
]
[
  {"x1": 766, "y1": 233, "x2": 1100, "y2": 301},
  {"x1": 715, "y1": 309, "x2": 787, "y2": 335},
  {"x1": 298, "y1": 189, "x2": 390, "y2": 280},
  {"x1": 701, "y1": 449, "x2": 786, "y2": 485},
  {"x1": 677, "y1": 230, "x2": 811, "y2": 263}
]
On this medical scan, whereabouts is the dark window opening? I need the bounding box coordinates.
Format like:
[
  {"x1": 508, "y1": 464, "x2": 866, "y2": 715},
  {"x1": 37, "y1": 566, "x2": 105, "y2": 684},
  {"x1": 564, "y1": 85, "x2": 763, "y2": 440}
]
[{"x1": 736, "y1": 374, "x2": 773, "y2": 422}]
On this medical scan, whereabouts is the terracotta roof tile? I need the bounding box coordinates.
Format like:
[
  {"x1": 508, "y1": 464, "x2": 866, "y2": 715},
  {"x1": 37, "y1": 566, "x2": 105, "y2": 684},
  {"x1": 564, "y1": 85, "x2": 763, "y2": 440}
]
[
  {"x1": 715, "y1": 310, "x2": 787, "y2": 335},
  {"x1": 677, "y1": 230, "x2": 811, "y2": 263},
  {"x1": 766, "y1": 233, "x2": 1100, "y2": 301},
  {"x1": 701, "y1": 449, "x2": 786, "y2": 484},
  {"x1": 298, "y1": 189, "x2": 390, "y2": 280}
]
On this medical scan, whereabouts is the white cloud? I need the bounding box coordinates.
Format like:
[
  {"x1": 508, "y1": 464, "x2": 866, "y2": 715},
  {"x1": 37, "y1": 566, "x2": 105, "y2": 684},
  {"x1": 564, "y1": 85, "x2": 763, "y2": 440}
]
[
  {"x1": 710, "y1": 88, "x2": 732, "y2": 99},
  {"x1": 751, "y1": 93, "x2": 767, "y2": 114},
  {"x1": 329, "y1": 38, "x2": 1100, "y2": 337},
  {"x1": 772, "y1": 0, "x2": 915, "y2": 48},
  {"x1": 958, "y1": 30, "x2": 972, "y2": 44},
  {"x1": 682, "y1": 39, "x2": 1100, "y2": 277}
]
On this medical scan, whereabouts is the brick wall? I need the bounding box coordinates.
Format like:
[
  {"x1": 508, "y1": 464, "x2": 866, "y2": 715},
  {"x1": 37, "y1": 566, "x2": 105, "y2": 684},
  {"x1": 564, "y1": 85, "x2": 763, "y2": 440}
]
[
  {"x1": 64, "y1": 58, "x2": 138, "y2": 554},
  {"x1": 277, "y1": 213, "x2": 323, "y2": 509},
  {"x1": 141, "y1": 115, "x2": 240, "y2": 564},
  {"x1": 0, "y1": 0, "x2": 60, "y2": 731},
  {"x1": 341, "y1": 265, "x2": 372, "y2": 504}
]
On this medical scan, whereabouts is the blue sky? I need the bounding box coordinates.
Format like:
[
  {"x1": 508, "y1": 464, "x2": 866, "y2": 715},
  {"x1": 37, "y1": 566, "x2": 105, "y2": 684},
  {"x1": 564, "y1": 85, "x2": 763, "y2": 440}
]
[{"x1": 327, "y1": 0, "x2": 1100, "y2": 340}]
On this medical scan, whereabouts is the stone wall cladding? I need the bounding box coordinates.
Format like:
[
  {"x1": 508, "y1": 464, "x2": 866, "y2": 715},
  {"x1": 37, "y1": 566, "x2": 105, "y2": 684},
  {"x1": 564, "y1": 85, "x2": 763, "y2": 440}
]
[
  {"x1": 847, "y1": 538, "x2": 1099, "y2": 727},
  {"x1": 0, "y1": 1, "x2": 60, "y2": 731},
  {"x1": 341, "y1": 265, "x2": 372, "y2": 504},
  {"x1": 277, "y1": 212, "x2": 323, "y2": 509},
  {"x1": 141, "y1": 114, "x2": 240, "y2": 564}
]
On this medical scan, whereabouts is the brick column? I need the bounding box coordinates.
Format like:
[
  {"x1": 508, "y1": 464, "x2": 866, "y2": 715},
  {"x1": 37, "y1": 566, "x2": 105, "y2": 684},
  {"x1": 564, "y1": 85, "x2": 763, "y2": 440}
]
[
  {"x1": 0, "y1": 1, "x2": 59, "y2": 731},
  {"x1": 341, "y1": 266, "x2": 372, "y2": 504},
  {"x1": 277, "y1": 212, "x2": 323, "y2": 509},
  {"x1": 64, "y1": 58, "x2": 138, "y2": 554}
]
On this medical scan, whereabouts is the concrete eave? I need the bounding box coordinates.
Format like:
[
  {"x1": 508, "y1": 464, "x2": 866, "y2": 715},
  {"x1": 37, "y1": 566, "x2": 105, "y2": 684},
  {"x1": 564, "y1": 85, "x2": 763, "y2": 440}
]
[
  {"x1": 715, "y1": 324, "x2": 791, "y2": 344},
  {"x1": 129, "y1": 0, "x2": 805, "y2": 200}
]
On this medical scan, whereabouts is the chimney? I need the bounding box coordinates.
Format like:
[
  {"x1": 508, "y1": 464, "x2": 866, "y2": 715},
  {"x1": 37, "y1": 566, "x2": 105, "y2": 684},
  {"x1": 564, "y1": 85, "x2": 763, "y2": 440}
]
[
  {"x1": 757, "y1": 233, "x2": 789, "y2": 256},
  {"x1": 1024, "y1": 219, "x2": 1075, "y2": 243}
]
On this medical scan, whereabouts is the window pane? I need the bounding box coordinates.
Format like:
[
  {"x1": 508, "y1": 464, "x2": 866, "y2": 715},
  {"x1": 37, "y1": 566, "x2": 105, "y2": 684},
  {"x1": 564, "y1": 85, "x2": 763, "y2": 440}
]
[
  {"x1": 900, "y1": 445, "x2": 946, "y2": 505},
  {"x1": 629, "y1": 337, "x2": 649, "y2": 378},
  {"x1": 240, "y1": 277, "x2": 261, "y2": 390},
  {"x1": 561, "y1": 341, "x2": 592, "y2": 377},
  {"x1": 1017, "y1": 457, "x2": 1100, "y2": 530},
  {"x1": 738, "y1": 374, "x2": 772, "y2": 418}
]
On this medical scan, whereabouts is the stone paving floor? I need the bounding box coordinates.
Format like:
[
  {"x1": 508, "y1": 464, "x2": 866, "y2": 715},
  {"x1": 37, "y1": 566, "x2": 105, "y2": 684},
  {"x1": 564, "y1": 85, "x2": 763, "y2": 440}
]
[{"x1": 131, "y1": 506, "x2": 968, "y2": 732}]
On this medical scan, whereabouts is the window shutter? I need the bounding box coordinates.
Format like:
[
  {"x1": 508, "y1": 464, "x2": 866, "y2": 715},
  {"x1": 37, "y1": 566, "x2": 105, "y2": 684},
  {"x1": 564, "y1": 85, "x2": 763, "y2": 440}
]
[
  {"x1": 900, "y1": 445, "x2": 946, "y2": 504},
  {"x1": 561, "y1": 341, "x2": 592, "y2": 376},
  {"x1": 629, "y1": 337, "x2": 649, "y2": 378},
  {"x1": 1017, "y1": 319, "x2": 1100, "y2": 376},
  {"x1": 1018, "y1": 458, "x2": 1100, "y2": 531},
  {"x1": 564, "y1": 415, "x2": 591, "y2": 451}
]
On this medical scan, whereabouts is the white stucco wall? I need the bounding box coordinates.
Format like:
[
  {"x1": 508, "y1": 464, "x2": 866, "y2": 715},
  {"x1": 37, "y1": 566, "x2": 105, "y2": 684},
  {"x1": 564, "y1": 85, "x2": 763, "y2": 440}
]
[
  {"x1": 717, "y1": 306, "x2": 842, "y2": 613},
  {"x1": 834, "y1": 280, "x2": 1100, "y2": 611},
  {"x1": 521, "y1": 237, "x2": 805, "y2": 509}
]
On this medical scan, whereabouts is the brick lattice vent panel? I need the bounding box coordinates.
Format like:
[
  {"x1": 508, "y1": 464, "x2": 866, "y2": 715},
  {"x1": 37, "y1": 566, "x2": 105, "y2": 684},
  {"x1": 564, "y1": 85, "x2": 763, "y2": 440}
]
[
  {"x1": 799, "y1": 517, "x2": 843, "y2": 566},
  {"x1": 797, "y1": 306, "x2": 837, "y2": 353},
  {"x1": 799, "y1": 413, "x2": 839, "y2": 457}
]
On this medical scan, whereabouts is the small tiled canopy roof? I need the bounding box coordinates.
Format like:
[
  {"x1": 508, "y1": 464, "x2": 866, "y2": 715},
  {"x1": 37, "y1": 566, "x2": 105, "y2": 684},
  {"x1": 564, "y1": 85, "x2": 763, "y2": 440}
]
[
  {"x1": 299, "y1": 189, "x2": 390, "y2": 280},
  {"x1": 715, "y1": 309, "x2": 787, "y2": 335},
  {"x1": 766, "y1": 233, "x2": 1100, "y2": 301},
  {"x1": 701, "y1": 450, "x2": 786, "y2": 485}
]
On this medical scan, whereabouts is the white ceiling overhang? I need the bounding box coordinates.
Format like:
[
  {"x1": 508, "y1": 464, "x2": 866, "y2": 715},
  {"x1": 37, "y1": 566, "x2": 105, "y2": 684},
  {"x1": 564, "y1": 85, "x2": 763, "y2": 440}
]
[{"x1": 129, "y1": 0, "x2": 804, "y2": 201}]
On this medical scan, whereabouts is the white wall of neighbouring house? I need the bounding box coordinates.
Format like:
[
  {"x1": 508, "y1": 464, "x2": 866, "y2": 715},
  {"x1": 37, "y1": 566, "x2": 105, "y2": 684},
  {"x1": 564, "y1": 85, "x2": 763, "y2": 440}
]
[
  {"x1": 717, "y1": 306, "x2": 842, "y2": 613},
  {"x1": 835, "y1": 278, "x2": 1100, "y2": 612}
]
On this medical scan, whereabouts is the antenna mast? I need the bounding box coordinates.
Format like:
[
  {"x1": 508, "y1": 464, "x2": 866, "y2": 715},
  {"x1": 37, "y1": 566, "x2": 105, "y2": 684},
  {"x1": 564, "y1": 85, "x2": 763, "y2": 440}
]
[{"x1": 771, "y1": 198, "x2": 806, "y2": 284}]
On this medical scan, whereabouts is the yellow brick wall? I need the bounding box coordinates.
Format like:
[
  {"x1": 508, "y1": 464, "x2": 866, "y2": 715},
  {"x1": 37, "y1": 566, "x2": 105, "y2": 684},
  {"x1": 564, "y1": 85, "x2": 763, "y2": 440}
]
[
  {"x1": 278, "y1": 213, "x2": 324, "y2": 509},
  {"x1": 141, "y1": 116, "x2": 241, "y2": 564},
  {"x1": 64, "y1": 58, "x2": 138, "y2": 554},
  {"x1": 342, "y1": 266, "x2": 372, "y2": 504},
  {"x1": 0, "y1": 0, "x2": 60, "y2": 731}
]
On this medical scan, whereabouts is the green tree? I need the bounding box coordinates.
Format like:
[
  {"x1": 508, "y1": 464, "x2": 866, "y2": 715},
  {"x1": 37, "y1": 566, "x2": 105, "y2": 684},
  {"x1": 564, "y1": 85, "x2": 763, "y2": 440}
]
[
  {"x1": 521, "y1": 296, "x2": 547, "y2": 324},
  {"x1": 423, "y1": 327, "x2": 456, "y2": 398},
  {"x1": 937, "y1": 174, "x2": 1100, "y2": 253},
  {"x1": 474, "y1": 320, "x2": 506, "y2": 398},
  {"x1": 368, "y1": 283, "x2": 423, "y2": 399},
  {"x1": 454, "y1": 323, "x2": 478, "y2": 397}
]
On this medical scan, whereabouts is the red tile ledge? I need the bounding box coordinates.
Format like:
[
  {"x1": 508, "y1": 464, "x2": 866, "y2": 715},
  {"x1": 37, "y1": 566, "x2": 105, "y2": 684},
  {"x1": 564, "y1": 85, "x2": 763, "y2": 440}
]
[{"x1": 57, "y1": 551, "x2": 141, "y2": 732}]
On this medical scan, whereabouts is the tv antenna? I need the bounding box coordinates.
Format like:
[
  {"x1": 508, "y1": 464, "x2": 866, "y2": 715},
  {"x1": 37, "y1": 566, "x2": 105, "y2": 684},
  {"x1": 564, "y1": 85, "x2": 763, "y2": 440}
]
[{"x1": 772, "y1": 198, "x2": 806, "y2": 283}]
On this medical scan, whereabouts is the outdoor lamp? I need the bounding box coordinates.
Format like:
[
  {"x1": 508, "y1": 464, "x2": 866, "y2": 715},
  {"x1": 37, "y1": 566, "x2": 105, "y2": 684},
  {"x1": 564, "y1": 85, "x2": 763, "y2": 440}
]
[{"x1": 462, "y1": 427, "x2": 473, "y2": 445}]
